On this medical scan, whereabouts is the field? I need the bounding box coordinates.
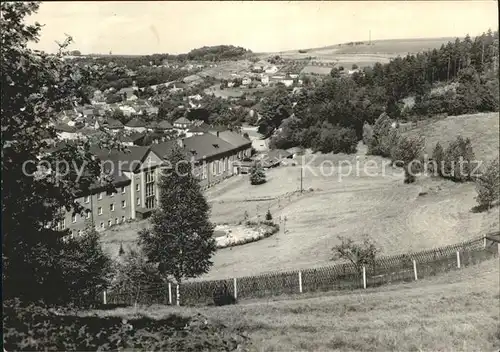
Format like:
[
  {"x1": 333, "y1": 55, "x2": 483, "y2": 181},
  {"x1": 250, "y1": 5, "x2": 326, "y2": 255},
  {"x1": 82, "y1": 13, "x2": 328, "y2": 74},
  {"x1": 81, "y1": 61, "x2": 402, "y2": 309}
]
[
  {"x1": 205, "y1": 84, "x2": 273, "y2": 99},
  {"x1": 95, "y1": 258, "x2": 500, "y2": 351},
  {"x1": 263, "y1": 37, "x2": 456, "y2": 69},
  {"x1": 198, "y1": 60, "x2": 252, "y2": 80}
]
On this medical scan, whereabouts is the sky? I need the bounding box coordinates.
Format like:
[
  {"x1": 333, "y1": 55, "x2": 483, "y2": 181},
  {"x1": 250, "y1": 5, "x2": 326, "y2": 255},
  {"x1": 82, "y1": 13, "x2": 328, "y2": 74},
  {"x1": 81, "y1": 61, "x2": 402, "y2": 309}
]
[{"x1": 28, "y1": 1, "x2": 499, "y2": 55}]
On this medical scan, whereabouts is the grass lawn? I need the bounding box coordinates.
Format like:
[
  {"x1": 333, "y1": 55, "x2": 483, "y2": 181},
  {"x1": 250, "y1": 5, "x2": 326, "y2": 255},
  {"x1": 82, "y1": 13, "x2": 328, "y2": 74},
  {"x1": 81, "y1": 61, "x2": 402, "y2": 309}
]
[{"x1": 93, "y1": 258, "x2": 500, "y2": 352}]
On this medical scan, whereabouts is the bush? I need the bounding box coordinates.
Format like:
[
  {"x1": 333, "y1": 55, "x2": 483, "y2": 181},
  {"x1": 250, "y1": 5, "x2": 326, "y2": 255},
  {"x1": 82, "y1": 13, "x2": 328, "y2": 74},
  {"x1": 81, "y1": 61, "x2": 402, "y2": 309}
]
[
  {"x1": 250, "y1": 163, "x2": 266, "y2": 185},
  {"x1": 431, "y1": 142, "x2": 445, "y2": 176},
  {"x1": 441, "y1": 136, "x2": 476, "y2": 182},
  {"x1": 213, "y1": 283, "x2": 237, "y2": 306},
  {"x1": 475, "y1": 158, "x2": 500, "y2": 210},
  {"x1": 265, "y1": 209, "x2": 273, "y2": 221}
]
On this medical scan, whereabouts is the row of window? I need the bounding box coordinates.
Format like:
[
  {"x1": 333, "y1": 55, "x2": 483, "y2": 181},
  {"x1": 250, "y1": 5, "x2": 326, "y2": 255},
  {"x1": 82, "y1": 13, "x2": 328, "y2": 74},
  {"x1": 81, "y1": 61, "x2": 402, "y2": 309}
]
[
  {"x1": 83, "y1": 184, "x2": 141, "y2": 203},
  {"x1": 71, "y1": 197, "x2": 144, "y2": 223},
  {"x1": 68, "y1": 216, "x2": 129, "y2": 237}
]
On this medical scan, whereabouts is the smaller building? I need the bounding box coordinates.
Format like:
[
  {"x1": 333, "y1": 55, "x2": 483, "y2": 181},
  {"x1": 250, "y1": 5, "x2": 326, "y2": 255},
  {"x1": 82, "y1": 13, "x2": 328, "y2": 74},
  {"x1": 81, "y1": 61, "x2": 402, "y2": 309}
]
[{"x1": 173, "y1": 117, "x2": 192, "y2": 130}]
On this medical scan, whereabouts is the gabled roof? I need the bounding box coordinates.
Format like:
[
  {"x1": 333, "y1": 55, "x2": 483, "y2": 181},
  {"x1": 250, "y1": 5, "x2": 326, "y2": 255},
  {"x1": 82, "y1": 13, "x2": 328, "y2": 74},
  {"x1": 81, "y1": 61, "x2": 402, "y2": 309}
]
[
  {"x1": 180, "y1": 134, "x2": 235, "y2": 161},
  {"x1": 105, "y1": 118, "x2": 124, "y2": 129},
  {"x1": 125, "y1": 117, "x2": 146, "y2": 127},
  {"x1": 155, "y1": 120, "x2": 173, "y2": 129},
  {"x1": 174, "y1": 117, "x2": 191, "y2": 125},
  {"x1": 54, "y1": 123, "x2": 78, "y2": 133},
  {"x1": 216, "y1": 130, "x2": 252, "y2": 149}
]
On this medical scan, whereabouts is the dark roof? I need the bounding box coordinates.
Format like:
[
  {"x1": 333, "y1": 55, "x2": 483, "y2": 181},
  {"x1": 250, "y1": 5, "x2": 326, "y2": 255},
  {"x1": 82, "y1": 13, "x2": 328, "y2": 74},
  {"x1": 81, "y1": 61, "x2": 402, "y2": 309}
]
[
  {"x1": 125, "y1": 117, "x2": 146, "y2": 127},
  {"x1": 151, "y1": 140, "x2": 178, "y2": 159},
  {"x1": 181, "y1": 134, "x2": 235, "y2": 161},
  {"x1": 105, "y1": 118, "x2": 124, "y2": 129},
  {"x1": 90, "y1": 145, "x2": 150, "y2": 173},
  {"x1": 216, "y1": 130, "x2": 252, "y2": 149},
  {"x1": 174, "y1": 117, "x2": 192, "y2": 125},
  {"x1": 120, "y1": 131, "x2": 146, "y2": 143}
]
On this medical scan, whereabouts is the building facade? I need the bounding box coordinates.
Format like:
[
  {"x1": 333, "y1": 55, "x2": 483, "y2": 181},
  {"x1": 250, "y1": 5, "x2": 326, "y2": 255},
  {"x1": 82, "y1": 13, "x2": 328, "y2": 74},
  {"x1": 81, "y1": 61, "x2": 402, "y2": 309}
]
[{"x1": 60, "y1": 132, "x2": 253, "y2": 236}]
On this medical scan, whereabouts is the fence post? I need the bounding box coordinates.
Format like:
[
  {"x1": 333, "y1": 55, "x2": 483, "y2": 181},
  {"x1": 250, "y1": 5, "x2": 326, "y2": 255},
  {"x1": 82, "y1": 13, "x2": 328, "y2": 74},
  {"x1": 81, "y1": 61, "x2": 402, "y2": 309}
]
[
  {"x1": 233, "y1": 278, "x2": 238, "y2": 300},
  {"x1": 456, "y1": 251, "x2": 461, "y2": 268},
  {"x1": 103, "y1": 290, "x2": 107, "y2": 305},
  {"x1": 362, "y1": 266, "x2": 367, "y2": 289},
  {"x1": 413, "y1": 260, "x2": 418, "y2": 280},
  {"x1": 168, "y1": 282, "x2": 172, "y2": 305},
  {"x1": 176, "y1": 284, "x2": 180, "y2": 306},
  {"x1": 298, "y1": 271, "x2": 303, "y2": 293},
  {"x1": 483, "y1": 236, "x2": 487, "y2": 249}
]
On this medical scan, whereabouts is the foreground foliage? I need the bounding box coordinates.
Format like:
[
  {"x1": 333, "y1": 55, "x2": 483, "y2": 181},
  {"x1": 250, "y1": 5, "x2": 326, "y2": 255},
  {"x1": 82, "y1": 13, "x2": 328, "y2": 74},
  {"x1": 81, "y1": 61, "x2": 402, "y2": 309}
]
[
  {"x1": 2, "y1": 2, "x2": 119, "y2": 304},
  {"x1": 3, "y1": 300, "x2": 251, "y2": 351}
]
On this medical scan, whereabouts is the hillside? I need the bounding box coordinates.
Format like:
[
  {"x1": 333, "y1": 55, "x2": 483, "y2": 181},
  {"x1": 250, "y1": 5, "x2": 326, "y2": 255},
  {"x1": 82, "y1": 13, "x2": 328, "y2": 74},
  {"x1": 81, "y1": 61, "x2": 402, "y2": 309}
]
[
  {"x1": 404, "y1": 112, "x2": 500, "y2": 162},
  {"x1": 98, "y1": 258, "x2": 500, "y2": 351},
  {"x1": 258, "y1": 37, "x2": 457, "y2": 65}
]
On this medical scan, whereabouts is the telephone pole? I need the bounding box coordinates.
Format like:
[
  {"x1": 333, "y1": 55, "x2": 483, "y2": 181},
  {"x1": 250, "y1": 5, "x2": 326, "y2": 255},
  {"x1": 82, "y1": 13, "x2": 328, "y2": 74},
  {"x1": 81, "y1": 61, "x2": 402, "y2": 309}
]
[{"x1": 300, "y1": 166, "x2": 303, "y2": 193}]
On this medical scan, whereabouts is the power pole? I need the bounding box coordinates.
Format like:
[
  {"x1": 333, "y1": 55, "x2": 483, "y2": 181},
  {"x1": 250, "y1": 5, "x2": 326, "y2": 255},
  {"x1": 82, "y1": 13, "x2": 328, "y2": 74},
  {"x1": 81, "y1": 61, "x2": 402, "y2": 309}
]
[
  {"x1": 300, "y1": 166, "x2": 303, "y2": 193},
  {"x1": 369, "y1": 30, "x2": 371, "y2": 45}
]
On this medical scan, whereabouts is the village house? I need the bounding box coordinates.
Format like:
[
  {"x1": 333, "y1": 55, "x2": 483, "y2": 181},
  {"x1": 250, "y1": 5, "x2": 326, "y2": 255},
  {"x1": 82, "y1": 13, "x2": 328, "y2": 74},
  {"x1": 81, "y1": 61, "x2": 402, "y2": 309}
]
[
  {"x1": 101, "y1": 118, "x2": 124, "y2": 133},
  {"x1": 124, "y1": 117, "x2": 147, "y2": 133},
  {"x1": 54, "y1": 123, "x2": 80, "y2": 140},
  {"x1": 173, "y1": 116, "x2": 192, "y2": 130}
]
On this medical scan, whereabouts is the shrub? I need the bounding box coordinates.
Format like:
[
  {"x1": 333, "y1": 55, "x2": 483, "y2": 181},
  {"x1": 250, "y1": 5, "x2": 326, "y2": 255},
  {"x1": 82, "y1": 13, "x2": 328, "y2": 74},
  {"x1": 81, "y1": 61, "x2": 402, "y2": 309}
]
[
  {"x1": 332, "y1": 235, "x2": 378, "y2": 272},
  {"x1": 250, "y1": 163, "x2": 266, "y2": 185},
  {"x1": 431, "y1": 142, "x2": 445, "y2": 176},
  {"x1": 213, "y1": 283, "x2": 237, "y2": 306},
  {"x1": 265, "y1": 209, "x2": 273, "y2": 221},
  {"x1": 390, "y1": 135, "x2": 426, "y2": 184},
  {"x1": 475, "y1": 158, "x2": 500, "y2": 210},
  {"x1": 441, "y1": 136, "x2": 476, "y2": 182}
]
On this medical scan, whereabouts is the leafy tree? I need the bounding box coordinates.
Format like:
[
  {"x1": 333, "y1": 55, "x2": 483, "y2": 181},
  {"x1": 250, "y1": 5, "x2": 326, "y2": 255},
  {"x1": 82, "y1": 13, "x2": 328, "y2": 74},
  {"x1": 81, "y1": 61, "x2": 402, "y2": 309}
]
[
  {"x1": 475, "y1": 158, "x2": 500, "y2": 210},
  {"x1": 332, "y1": 235, "x2": 378, "y2": 271},
  {"x1": 1, "y1": 1, "x2": 119, "y2": 304},
  {"x1": 390, "y1": 135, "x2": 426, "y2": 183},
  {"x1": 58, "y1": 225, "x2": 114, "y2": 306},
  {"x1": 441, "y1": 136, "x2": 476, "y2": 182},
  {"x1": 138, "y1": 146, "x2": 216, "y2": 290},
  {"x1": 431, "y1": 142, "x2": 445, "y2": 176},
  {"x1": 249, "y1": 162, "x2": 266, "y2": 185},
  {"x1": 351, "y1": 64, "x2": 359, "y2": 70}
]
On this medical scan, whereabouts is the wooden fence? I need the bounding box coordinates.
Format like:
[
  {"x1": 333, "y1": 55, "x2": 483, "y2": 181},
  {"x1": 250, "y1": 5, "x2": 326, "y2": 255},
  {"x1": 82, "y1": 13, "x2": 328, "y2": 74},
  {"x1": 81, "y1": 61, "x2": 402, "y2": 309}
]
[{"x1": 105, "y1": 234, "x2": 499, "y2": 307}]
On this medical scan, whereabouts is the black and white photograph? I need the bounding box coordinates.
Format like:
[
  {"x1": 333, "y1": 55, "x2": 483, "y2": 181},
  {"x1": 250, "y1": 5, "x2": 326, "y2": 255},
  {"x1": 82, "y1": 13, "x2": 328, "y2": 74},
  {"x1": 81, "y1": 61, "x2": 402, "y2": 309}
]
[{"x1": 2, "y1": 1, "x2": 499, "y2": 351}]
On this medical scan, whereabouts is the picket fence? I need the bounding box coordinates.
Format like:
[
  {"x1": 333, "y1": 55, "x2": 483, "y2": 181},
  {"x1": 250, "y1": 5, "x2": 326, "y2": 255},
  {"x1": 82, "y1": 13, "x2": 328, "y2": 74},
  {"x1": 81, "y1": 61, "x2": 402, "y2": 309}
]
[{"x1": 105, "y1": 234, "x2": 499, "y2": 307}]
